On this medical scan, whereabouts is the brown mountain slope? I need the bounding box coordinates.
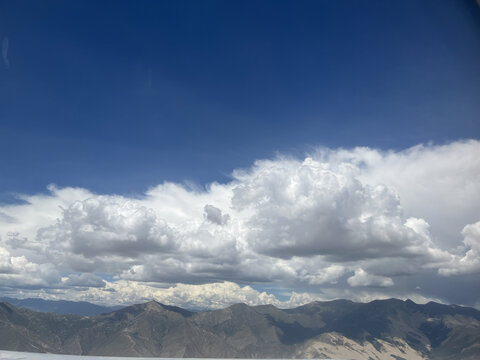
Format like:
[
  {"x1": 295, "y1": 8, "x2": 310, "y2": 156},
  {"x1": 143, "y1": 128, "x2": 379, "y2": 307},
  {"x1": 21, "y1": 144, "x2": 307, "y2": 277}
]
[{"x1": 0, "y1": 299, "x2": 479, "y2": 359}]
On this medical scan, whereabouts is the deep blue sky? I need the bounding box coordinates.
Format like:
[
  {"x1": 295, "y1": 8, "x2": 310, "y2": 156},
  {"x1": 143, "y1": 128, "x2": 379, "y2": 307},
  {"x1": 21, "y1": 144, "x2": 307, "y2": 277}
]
[{"x1": 1, "y1": 0, "x2": 479, "y2": 200}]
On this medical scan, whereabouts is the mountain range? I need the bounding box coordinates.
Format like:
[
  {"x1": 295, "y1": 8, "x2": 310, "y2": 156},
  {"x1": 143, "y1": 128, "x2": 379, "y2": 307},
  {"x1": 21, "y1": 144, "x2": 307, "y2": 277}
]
[
  {"x1": 0, "y1": 297, "x2": 122, "y2": 316},
  {"x1": 0, "y1": 298, "x2": 479, "y2": 359}
]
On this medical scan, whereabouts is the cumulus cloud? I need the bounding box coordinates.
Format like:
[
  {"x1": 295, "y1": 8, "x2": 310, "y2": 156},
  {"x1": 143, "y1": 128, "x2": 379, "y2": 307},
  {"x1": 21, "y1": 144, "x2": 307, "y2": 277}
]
[
  {"x1": 347, "y1": 268, "x2": 394, "y2": 288},
  {"x1": 204, "y1": 204, "x2": 230, "y2": 225},
  {"x1": 231, "y1": 157, "x2": 448, "y2": 263},
  {"x1": 0, "y1": 140, "x2": 478, "y2": 306},
  {"x1": 0, "y1": 280, "x2": 324, "y2": 310},
  {"x1": 0, "y1": 247, "x2": 60, "y2": 288},
  {"x1": 305, "y1": 264, "x2": 346, "y2": 285},
  {"x1": 1, "y1": 279, "x2": 444, "y2": 310},
  {"x1": 349, "y1": 140, "x2": 480, "y2": 248},
  {"x1": 438, "y1": 220, "x2": 480, "y2": 276},
  {"x1": 35, "y1": 197, "x2": 178, "y2": 273}
]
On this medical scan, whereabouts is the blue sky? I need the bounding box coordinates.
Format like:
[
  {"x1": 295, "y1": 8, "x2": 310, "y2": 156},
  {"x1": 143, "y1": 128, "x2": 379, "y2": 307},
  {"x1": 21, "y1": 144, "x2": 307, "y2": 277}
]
[
  {"x1": 0, "y1": 1, "x2": 479, "y2": 309},
  {"x1": 1, "y1": 0, "x2": 479, "y2": 198}
]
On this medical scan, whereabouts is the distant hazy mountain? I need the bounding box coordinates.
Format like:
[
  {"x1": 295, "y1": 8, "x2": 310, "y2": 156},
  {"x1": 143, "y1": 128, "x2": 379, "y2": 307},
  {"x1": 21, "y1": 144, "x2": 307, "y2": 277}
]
[
  {"x1": 0, "y1": 297, "x2": 122, "y2": 316},
  {"x1": 1, "y1": 299, "x2": 479, "y2": 359}
]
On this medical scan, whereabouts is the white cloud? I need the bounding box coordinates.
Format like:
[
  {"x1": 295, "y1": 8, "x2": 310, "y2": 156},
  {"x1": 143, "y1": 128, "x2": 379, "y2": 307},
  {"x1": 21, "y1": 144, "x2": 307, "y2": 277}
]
[
  {"x1": 20, "y1": 279, "x2": 441, "y2": 310},
  {"x1": 349, "y1": 140, "x2": 480, "y2": 248},
  {"x1": 439, "y1": 220, "x2": 480, "y2": 276},
  {"x1": 231, "y1": 157, "x2": 448, "y2": 263},
  {"x1": 305, "y1": 264, "x2": 346, "y2": 285},
  {"x1": 0, "y1": 247, "x2": 60, "y2": 288},
  {"x1": 2, "y1": 280, "x2": 324, "y2": 310},
  {"x1": 36, "y1": 197, "x2": 178, "y2": 273},
  {"x1": 347, "y1": 268, "x2": 394, "y2": 288},
  {"x1": 0, "y1": 140, "x2": 478, "y2": 306}
]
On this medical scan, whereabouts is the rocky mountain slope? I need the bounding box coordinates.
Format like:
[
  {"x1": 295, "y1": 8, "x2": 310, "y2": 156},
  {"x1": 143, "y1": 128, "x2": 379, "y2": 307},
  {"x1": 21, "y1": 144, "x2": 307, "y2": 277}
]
[{"x1": 0, "y1": 299, "x2": 479, "y2": 359}]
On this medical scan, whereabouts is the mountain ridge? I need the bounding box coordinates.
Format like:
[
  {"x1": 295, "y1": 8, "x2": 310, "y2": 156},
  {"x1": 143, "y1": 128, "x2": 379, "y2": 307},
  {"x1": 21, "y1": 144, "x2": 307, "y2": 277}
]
[
  {"x1": 0, "y1": 297, "x2": 122, "y2": 316},
  {"x1": 0, "y1": 298, "x2": 479, "y2": 359}
]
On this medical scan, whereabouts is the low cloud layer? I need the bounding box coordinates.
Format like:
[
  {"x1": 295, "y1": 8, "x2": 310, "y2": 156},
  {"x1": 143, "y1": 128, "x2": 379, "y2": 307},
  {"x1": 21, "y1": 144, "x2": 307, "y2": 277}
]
[{"x1": 0, "y1": 140, "x2": 479, "y2": 308}]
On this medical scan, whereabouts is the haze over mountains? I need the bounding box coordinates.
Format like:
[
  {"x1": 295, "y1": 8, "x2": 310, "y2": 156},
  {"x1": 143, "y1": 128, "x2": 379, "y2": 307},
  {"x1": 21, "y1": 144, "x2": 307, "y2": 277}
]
[
  {"x1": 1, "y1": 299, "x2": 479, "y2": 360},
  {"x1": 0, "y1": 298, "x2": 122, "y2": 316}
]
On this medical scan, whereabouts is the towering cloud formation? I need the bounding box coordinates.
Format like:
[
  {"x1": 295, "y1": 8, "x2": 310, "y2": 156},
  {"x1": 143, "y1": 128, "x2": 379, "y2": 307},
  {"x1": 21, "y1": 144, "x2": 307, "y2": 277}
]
[{"x1": 0, "y1": 140, "x2": 478, "y2": 308}]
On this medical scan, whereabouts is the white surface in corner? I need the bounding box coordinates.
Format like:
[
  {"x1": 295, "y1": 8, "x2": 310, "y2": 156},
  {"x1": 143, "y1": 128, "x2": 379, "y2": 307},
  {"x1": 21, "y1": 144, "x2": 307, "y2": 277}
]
[{"x1": 0, "y1": 350, "x2": 335, "y2": 360}]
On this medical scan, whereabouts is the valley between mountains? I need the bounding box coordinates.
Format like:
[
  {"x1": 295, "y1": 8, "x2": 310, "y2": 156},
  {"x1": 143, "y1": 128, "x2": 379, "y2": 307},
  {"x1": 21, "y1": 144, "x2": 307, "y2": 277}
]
[{"x1": 1, "y1": 299, "x2": 479, "y2": 360}]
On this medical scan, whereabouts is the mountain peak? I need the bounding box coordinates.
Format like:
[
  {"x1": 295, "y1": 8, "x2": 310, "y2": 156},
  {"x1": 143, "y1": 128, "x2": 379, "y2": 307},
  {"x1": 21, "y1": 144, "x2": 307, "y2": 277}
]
[
  {"x1": 144, "y1": 300, "x2": 164, "y2": 308},
  {"x1": 0, "y1": 301, "x2": 15, "y2": 313},
  {"x1": 0, "y1": 299, "x2": 479, "y2": 359},
  {"x1": 229, "y1": 302, "x2": 248, "y2": 309}
]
